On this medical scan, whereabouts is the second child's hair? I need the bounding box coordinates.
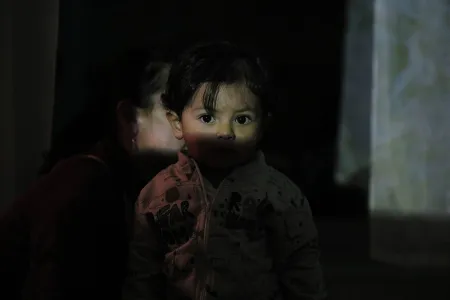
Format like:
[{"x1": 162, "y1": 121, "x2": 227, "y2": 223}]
[
  {"x1": 39, "y1": 50, "x2": 171, "y2": 175},
  {"x1": 113, "y1": 55, "x2": 170, "y2": 111},
  {"x1": 163, "y1": 41, "x2": 273, "y2": 118}
]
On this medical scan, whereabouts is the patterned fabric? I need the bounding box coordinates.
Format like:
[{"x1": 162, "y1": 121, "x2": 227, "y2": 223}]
[{"x1": 124, "y1": 152, "x2": 326, "y2": 300}]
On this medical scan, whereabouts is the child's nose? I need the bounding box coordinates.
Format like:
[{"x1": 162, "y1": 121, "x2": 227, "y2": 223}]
[
  {"x1": 217, "y1": 133, "x2": 236, "y2": 140},
  {"x1": 216, "y1": 123, "x2": 236, "y2": 140}
]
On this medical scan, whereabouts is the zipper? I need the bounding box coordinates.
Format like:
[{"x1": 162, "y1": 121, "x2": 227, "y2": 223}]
[
  {"x1": 201, "y1": 181, "x2": 227, "y2": 300},
  {"x1": 192, "y1": 160, "x2": 228, "y2": 300}
]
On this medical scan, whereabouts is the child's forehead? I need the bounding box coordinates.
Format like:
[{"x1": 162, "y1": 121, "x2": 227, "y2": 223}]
[{"x1": 191, "y1": 83, "x2": 259, "y2": 111}]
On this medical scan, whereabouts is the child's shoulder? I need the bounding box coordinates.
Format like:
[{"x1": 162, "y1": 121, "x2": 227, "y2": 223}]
[
  {"x1": 137, "y1": 163, "x2": 180, "y2": 210},
  {"x1": 265, "y1": 166, "x2": 307, "y2": 211},
  {"x1": 266, "y1": 166, "x2": 301, "y2": 195}
]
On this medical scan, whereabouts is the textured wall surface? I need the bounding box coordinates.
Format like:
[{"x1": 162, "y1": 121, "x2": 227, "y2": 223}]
[{"x1": 370, "y1": 0, "x2": 450, "y2": 266}]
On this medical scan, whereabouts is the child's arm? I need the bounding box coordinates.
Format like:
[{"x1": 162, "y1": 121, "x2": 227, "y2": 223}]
[
  {"x1": 122, "y1": 182, "x2": 167, "y2": 300},
  {"x1": 265, "y1": 189, "x2": 327, "y2": 300}
]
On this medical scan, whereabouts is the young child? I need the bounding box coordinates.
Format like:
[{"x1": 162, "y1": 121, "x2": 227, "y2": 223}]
[{"x1": 124, "y1": 41, "x2": 326, "y2": 300}]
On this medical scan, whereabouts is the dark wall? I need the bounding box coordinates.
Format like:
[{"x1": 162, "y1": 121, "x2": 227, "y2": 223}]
[{"x1": 53, "y1": 0, "x2": 348, "y2": 214}]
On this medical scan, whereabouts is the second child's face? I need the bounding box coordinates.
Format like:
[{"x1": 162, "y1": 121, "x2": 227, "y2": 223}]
[
  {"x1": 174, "y1": 83, "x2": 263, "y2": 168},
  {"x1": 136, "y1": 93, "x2": 184, "y2": 153}
]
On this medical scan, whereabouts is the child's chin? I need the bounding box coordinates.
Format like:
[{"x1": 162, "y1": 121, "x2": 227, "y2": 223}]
[
  {"x1": 203, "y1": 151, "x2": 244, "y2": 169},
  {"x1": 207, "y1": 160, "x2": 237, "y2": 169}
]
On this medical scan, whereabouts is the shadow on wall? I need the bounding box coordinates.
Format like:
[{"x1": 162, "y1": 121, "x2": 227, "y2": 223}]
[{"x1": 310, "y1": 166, "x2": 369, "y2": 217}]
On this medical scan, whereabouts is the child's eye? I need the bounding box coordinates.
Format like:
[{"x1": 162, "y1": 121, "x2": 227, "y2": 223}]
[
  {"x1": 235, "y1": 115, "x2": 252, "y2": 125},
  {"x1": 199, "y1": 114, "x2": 215, "y2": 124}
]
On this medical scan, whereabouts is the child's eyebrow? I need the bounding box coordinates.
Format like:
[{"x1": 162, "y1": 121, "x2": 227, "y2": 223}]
[
  {"x1": 234, "y1": 107, "x2": 254, "y2": 113},
  {"x1": 192, "y1": 106, "x2": 213, "y2": 112},
  {"x1": 192, "y1": 106, "x2": 256, "y2": 113}
]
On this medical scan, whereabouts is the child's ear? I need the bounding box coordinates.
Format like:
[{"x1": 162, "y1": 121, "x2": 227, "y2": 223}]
[
  {"x1": 263, "y1": 111, "x2": 273, "y2": 130},
  {"x1": 166, "y1": 110, "x2": 183, "y2": 140},
  {"x1": 257, "y1": 111, "x2": 272, "y2": 141}
]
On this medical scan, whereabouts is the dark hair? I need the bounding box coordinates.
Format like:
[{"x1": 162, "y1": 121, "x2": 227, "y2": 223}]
[
  {"x1": 163, "y1": 41, "x2": 272, "y2": 118},
  {"x1": 39, "y1": 50, "x2": 171, "y2": 175},
  {"x1": 111, "y1": 51, "x2": 170, "y2": 110},
  {"x1": 84, "y1": 49, "x2": 171, "y2": 139}
]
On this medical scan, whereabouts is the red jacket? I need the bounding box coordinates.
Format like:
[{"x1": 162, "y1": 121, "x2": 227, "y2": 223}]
[{"x1": 0, "y1": 142, "x2": 134, "y2": 300}]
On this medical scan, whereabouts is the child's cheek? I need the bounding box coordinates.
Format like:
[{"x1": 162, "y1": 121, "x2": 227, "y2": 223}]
[{"x1": 183, "y1": 136, "x2": 202, "y2": 159}]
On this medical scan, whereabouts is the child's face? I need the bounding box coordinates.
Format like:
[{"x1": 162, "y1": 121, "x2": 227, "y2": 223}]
[{"x1": 169, "y1": 83, "x2": 263, "y2": 168}]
